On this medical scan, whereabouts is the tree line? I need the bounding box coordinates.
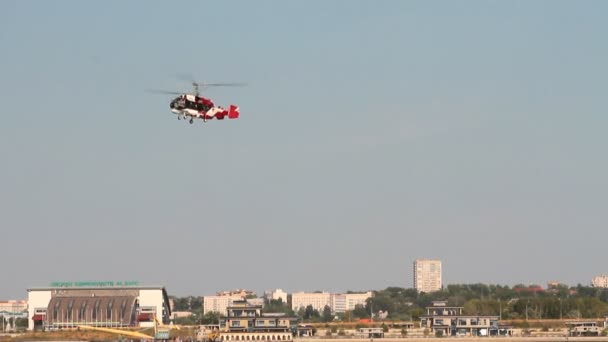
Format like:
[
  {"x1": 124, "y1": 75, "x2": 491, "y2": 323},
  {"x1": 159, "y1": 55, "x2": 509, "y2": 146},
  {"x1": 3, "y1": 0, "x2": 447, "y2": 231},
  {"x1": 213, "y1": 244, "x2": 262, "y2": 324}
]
[
  {"x1": 360, "y1": 284, "x2": 608, "y2": 321},
  {"x1": 169, "y1": 284, "x2": 608, "y2": 325}
]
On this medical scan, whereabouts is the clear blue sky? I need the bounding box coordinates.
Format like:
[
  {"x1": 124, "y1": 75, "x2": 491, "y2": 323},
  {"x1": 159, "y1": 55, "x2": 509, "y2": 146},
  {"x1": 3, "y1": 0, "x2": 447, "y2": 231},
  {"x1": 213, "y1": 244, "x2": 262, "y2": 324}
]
[{"x1": 1, "y1": 0, "x2": 607, "y2": 299}]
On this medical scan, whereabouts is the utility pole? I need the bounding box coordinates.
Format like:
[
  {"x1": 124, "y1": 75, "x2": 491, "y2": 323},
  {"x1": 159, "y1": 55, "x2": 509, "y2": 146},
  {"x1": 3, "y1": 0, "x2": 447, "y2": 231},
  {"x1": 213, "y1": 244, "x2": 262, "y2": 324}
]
[{"x1": 499, "y1": 300, "x2": 502, "y2": 320}]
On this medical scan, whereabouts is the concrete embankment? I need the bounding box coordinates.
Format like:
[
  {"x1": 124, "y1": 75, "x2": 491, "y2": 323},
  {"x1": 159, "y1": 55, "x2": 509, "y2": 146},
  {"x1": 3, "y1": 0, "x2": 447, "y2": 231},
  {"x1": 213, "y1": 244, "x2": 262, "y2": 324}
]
[{"x1": 297, "y1": 338, "x2": 608, "y2": 342}]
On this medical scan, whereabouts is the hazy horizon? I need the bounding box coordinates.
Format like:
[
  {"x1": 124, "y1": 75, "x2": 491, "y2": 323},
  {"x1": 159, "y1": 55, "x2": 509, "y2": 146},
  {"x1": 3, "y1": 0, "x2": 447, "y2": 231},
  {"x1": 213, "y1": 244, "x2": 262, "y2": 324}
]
[
  {"x1": 20, "y1": 277, "x2": 597, "y2": 299},
  {"x1": 1, "y1": 0, "x2": 607, "y2": 300}
]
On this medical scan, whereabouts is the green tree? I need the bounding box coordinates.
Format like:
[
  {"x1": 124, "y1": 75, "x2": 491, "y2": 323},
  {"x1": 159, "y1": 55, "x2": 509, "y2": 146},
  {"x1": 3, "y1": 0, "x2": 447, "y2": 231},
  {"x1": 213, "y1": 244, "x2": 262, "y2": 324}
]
[
  {"x1": 353, "y1": 304, "x2": 368, "y2": 319},
  {"x1": 15, "y1": 318, "x2": 28, "y2": 329},
  {"x1": 304, "y1": 305, "x2": 314, "y2": 320},
  {"x1": 302, "y1": 305, "x2": 321, "y2": 321},
  {"x1": 190, "y1": 297, "x2": 203, "y2": 311},
  {"x1": 172, "y1": 297, "x2": 189, "y2": 311},
  {"x1": 342, "y1": 310, "x2": 353, "y2": 322},
  {"x1": 174, "y1": 315, "x2": 197, "y2": 325},
  {"x1": 201, "y1": 311, "x2": 221, "y2": 324},
  {"x1": 171, "y1": 296, "x2": 203, "y2": 312},
  {"x1": 409, "y1": 307, "x2": 424, "y2": 321},
  {"x1": 322, "y1": 305, "x2": 333, "y2": 322},
  {"x1": 264, "y1": 299, "x2": 294, "y2": 315}
]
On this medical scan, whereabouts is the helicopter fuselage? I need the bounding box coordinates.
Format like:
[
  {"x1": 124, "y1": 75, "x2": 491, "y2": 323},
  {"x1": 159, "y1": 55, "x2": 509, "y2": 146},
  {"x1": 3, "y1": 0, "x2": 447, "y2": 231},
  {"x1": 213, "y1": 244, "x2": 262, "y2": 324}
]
[{"x1": 169, "y1": 94, "x2": 239, "y2": 124}]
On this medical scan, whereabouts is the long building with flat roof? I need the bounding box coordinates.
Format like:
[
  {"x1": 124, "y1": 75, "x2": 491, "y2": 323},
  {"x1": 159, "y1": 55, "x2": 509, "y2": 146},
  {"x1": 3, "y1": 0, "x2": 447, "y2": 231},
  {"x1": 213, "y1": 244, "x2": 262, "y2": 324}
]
[{"x1": 27, "y1": 282, "x2": 171, "y2": 331}]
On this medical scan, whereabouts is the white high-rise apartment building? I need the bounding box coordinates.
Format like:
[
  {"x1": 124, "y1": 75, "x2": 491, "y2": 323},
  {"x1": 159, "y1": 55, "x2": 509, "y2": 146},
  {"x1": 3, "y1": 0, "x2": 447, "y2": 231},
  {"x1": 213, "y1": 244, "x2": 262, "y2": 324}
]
[
  {"x1": 291, "y1": 291, "x2": 372, "y2": 314},
  {"x1": 291, "y1": 292, "x2": 332, "y2": 312},
  {"x1": 203, "y1": 295, "x2": 243, "y2": 315},
  {"x1": 344, "y1": 292, "x2": 372, "y2": 311},
  {"x1": 413, "y1": 259, "x2": 442, "y2": 293},
  {"x1": 332, "y1": 292, "x2": 372, "y2": 313},
  {"x1": 592, "y1": 275, "x2": 608, "y2": 288},
  {"x1": 264, "y1": 289, "x2": 288, "y2": 304}
]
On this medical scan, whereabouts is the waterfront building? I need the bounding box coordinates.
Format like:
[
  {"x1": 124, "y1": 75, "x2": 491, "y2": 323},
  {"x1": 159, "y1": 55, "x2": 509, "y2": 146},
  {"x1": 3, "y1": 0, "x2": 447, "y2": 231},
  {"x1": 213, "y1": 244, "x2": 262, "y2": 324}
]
[
  {"x1": 566, "y1": 321, "x2": 600, "y2": 336},
  {"x1": 218, "y1": 300, "x2": 298, "y2": 341},
  {"x1": 356, "y1": 327, "x2": 384, "y2": 338},
  {"x1": 420, "y1": 301, "x2": 511, "y2": 337},
  {"x1": 26, "y1": 281, "x2": 170, "y2": 331}
]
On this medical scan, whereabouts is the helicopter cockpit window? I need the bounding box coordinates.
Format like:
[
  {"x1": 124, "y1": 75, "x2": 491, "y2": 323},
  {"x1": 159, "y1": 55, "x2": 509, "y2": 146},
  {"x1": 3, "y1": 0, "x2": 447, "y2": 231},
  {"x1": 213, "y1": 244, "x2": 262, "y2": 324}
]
[{"x1": 174, "y1": 98, "x2": 185, "y2": 109}]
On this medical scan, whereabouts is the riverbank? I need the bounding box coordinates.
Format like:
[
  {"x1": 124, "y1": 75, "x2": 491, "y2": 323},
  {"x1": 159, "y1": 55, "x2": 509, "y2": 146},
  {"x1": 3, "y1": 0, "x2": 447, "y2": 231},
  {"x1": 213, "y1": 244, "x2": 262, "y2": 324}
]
[{"x1": 301, "y1": 338, "x2": 608, "y2": 342}]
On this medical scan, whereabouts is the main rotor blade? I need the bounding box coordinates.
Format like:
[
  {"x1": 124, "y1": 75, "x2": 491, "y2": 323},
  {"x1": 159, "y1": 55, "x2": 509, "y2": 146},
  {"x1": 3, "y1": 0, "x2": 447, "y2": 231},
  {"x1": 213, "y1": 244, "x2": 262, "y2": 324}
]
[
  {"x1": 202, "y1": 82, "x2": 248, "y2": 87},
  {"x1": 176, "y1": 73, "x2": 196, "y2": 83},
  {"x1": 145, "y1": 89, "x2": 182, "y2": 95}
]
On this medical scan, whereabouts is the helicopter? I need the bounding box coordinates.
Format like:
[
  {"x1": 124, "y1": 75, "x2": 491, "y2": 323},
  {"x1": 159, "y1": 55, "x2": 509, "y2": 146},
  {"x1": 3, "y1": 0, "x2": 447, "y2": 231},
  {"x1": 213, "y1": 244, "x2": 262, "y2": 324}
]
[{"x1": 147, "y1": 80, "x2": 245, "y2": 124}]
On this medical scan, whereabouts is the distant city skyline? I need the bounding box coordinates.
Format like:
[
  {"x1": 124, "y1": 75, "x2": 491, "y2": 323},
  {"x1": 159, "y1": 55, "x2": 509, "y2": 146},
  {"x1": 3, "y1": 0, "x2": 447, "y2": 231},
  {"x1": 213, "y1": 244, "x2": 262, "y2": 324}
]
[
  {"x1": 9, "y1": 275, "x2": 606, "y2": 300},
  {"x1": 1, "y1": 1, "x2": 607, "y2": 299}
]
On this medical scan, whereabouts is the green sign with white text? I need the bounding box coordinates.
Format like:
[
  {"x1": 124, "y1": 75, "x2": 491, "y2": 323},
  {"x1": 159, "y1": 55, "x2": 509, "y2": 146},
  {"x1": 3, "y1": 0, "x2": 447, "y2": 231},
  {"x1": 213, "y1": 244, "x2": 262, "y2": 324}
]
[{"x1": 49, "y1": 281, "x2": 140, "y2": 288}]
